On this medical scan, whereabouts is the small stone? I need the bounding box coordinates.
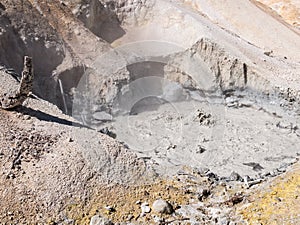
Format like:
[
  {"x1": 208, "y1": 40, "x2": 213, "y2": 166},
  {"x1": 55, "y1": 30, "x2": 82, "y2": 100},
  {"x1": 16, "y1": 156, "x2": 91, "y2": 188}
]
[
  {"x1": 153, "y1": 215, "x2": 164, "y2": 223},
  {"x1": 152, "y1": 199, "x2": 174, "y2": 214},
  {"x1": 196, "y1": 145, "x2": 206, "y2": 154},
  {"x1": 23, "y1": 115, "x2": 31, "y2": 120},
  {"x1": 90, "y1": 215, "x2": 114, "y2": 225},
  {"x1": 141, "y1": 202, "x2": 151, "y2": 214},
  {"x1": 127, "y1": 214, "x2": 134, "y2": 221},
  {"x1": 248, "y1": 179, "x2": 263, "y2": 188},
  {"x1": 99, "y1": 127, "x2": 116, "y2": 139},
  {"x1": 277, "y1": 167, "x2": 286, "y2": 173},
  {"x1": 74, "y1": 28, "x2": 81, "y2": 35},
  {"x1": 225, "y1": 96, "x2": 239, "y2": 107},
  {"x1": 197, "y1": 188, "x2": 211, "y2": 201},
  {"x1": 270, "y1": 169, "x2": 279, "y2": 177},
  {"x1": 104, "y1": 206, "x2": 115, "y2": 213},
  {"x1": 229, "y1": 171, "x2": 243, "y2": 181},
  {"x1": 196, "y1": 167, "x2": 210, "y2": 176},
  {"x1": 264, "y1": 50, "x2": 273, "y2": 56},
  {"x1": 206, "y1": 172, "x2": 219, "y2": 181}
]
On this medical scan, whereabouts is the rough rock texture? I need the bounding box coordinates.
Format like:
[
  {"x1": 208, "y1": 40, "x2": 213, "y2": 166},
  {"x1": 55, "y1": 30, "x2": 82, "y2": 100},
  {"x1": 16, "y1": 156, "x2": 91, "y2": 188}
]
[
  {"x1": 152, "y1": 199, "x2": 174, "y2": 214},
  {"x1": 0, "y1": 56, "x2": 33, "y2": 109},
  {"x1": 0, "y1": 0, "x2": 64, "y2": 104}
]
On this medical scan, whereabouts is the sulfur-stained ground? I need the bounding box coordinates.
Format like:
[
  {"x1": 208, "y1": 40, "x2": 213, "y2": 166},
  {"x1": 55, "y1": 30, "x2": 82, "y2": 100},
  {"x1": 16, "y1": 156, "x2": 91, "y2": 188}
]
[{"x1": 241, "y1": 163, "x2": 300, "y2": 225}]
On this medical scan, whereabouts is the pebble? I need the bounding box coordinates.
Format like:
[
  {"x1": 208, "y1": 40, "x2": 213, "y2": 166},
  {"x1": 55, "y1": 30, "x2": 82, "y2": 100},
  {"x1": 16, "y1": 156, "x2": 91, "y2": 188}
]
[
  {"x1": 277, "y1": 167, "x2": 286, "y2": 173},
  {"x1": 218, "y1": 216, "x2": 229, "y2": 225},
  {"x1": 141, "y1": 202, "x2": 151, "y2": 214},
  {"x1": 197, "y1": 188, "x2": 211, "y2": 201},
  {"x1": 74, "y1": 28, "x2": 81, "y2": 36},
  {"x1": 23, "y1": 115, "x2": 31, "y2": 120},
  {"x1": 206, "y1": 172, "x2": 219, "y2": 181},
  {"x1": 196, "y1": 167, "x2": 210, "y2": 176},
  {"x1": 229, "y1": 171, "x2": 243, "y2": 182},
  {"x1": 90, "y1": 215, "x2": 114, "y2": 225},
  {"x1": 196, "y1": 145, "x2": 206, "y2": 154},
  {"x1": 127, "y1": 214, "x2": 134, "y2": 221},
  {"x1": 152, "y1": 199, "x2": 174, "y2": 214},
  {"x1": 225, "y1": 96, "x2": 239, "y2": 107},
  {"x1": 248, "y1": 179, "x2": 263, "y2": 188},
  {"x1": 270, "y1": 169, "x2": 279, "y2": 177},
  {"x1": 104, "y1": 205, "x2": 115, "y2": 213},
  {"x1": 153, "y1": 215, "x2": 164, "y2": 223}
]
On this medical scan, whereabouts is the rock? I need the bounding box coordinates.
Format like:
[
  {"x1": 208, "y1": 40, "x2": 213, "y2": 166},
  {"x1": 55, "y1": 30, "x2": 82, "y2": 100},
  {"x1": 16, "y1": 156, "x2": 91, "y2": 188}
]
[
  {"x1": 264, "y1": 50, "x2": 273, "y2": 56},
  {"x1": 247, "y1": 179, "x2": 263, "y2": 188},
  {"x1": 23, "y1": 115, "x2": 31, "y2": 120},
  {"x1": 277, "y1": 167, "x2": 286, "y2": 173},
  {"x1": 195, "y1": 167, "x2": 210, "y2": 176},
  {"x1": 92, "y1": 112, "x2": 113, "y2": 121},
  {"x1": 243, "y1": 162, "x2": 264, "y2": 171},
  {"x1": 197, "y1": 188, "x2": 211, "y2": 201},
  {"x1": 229, "y1": 171, "x2": 243, "y2": 181},
  {"x1": 74, "y1": 28, "x2": 81, "y2": 35},
  {"x1": 90, "y1": 215, "x2": 114, "y2": 225},
  {"x1": 194, "y1": 109, "x2": 214, "y2": 126},
  {"x1": 99, "y1": 127, "x2": 117, "y2": 139},
  {"x1": 104, "y1": 205, "x2": 116, "y2": 213},
  {"x1": 127, "y1": 214, "x2": 134, "y2": 221},
  {"x1": 152, "y1": 199, "x2": 174, "y2": 214},
  {"x1": 0, "y1": 56, "x2": 33, "y2": 109},
  {"x1": 135, "y1": 200, "x2": 141, "y2": 205},
  {"x1": 153, "y1": 215, "x2": 164, "y2": 223},
  {"x1": 141, "y1": 202, "x2": 151, "y2": 214},
  {"x1": 218, "y1": 216, "x2": 229, "y2": 225},
  {"x1": 270, "y1": 169, "x2": 279, "y2": 177},
  {"x1": 225, "y1": 96, "x2": 239, "y2": 108},
  {"x1": 206, "y1": 172, "x2": 219, "y2": 181},
  {"x1": 196, "y1": 145, "x2": 206, "y2": 154}
]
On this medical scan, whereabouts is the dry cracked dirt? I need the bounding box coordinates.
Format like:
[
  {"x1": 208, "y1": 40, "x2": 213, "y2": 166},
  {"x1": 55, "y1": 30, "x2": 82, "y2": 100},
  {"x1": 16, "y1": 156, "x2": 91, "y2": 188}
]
[{"x1": 0, "y1": 0, "x2": 299, "y2": 224}]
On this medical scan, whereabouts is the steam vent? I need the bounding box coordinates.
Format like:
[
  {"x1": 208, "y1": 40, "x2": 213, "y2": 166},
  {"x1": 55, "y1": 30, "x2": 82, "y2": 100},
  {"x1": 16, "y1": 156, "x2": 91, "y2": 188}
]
[{"x1": 0, "y1": 0, "x2": 299, "y2": 224}]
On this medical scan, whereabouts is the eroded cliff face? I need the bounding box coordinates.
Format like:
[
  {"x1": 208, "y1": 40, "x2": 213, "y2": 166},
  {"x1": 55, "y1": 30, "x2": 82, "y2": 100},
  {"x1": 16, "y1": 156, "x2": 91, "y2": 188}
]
[
  {"x1": 0, "y1": 0, "x2": 64, "y2": 104},
  {"x1": 0, "y1": 0, "x2": 299, "y2": 113}
]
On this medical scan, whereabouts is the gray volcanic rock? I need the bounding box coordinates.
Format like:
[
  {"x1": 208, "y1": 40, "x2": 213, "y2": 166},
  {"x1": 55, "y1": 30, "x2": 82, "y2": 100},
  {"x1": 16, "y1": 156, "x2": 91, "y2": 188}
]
[{"x1": 152, "y1": 199, "x2": 174, "y2": 214}]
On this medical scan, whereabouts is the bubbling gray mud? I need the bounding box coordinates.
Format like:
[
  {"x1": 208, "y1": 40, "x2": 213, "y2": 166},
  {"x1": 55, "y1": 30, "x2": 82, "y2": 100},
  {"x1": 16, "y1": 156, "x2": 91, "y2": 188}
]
[{"x1": 75, "y1": 75, "x2": 299, "y2": 178}]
